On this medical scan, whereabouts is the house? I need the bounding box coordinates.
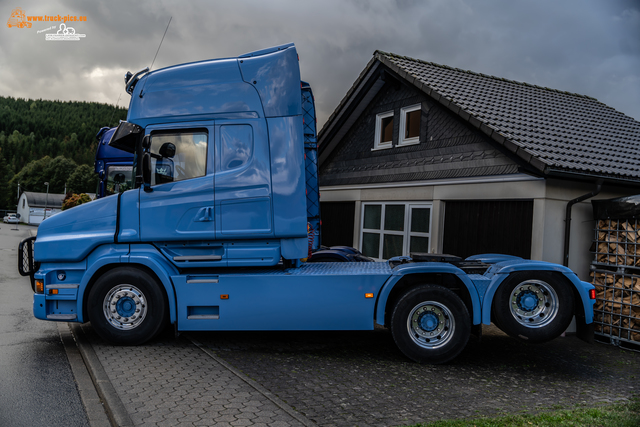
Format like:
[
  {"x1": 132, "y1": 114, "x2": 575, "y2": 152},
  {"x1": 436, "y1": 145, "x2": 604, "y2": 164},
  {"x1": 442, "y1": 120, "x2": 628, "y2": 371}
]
[
  {"x1": 17, "y1": 192, "x2": 65, "y2": 225},
  {"x1": 317, "y1": 51, "x2": 640, "y2": 280}
]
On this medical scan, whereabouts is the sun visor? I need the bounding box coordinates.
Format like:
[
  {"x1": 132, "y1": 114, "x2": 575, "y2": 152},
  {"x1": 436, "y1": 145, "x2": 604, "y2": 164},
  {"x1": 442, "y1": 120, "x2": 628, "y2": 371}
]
[{"x1": 109, "y1": 122, "x2": 143, "y2": 153}]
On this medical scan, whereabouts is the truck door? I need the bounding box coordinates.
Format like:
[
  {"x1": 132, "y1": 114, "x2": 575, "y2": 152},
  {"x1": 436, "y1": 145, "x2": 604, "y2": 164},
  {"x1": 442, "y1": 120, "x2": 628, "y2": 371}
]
[
  {"x1": 214, "y1": 118, "x2": 273, "y2": 238},
  {"x1": 139, "y1": 122, "x2": 215, "y2": 241}
]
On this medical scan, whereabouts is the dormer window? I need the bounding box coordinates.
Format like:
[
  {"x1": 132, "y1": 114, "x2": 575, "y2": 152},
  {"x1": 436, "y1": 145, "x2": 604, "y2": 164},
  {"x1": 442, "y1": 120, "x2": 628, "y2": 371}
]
[
  {"x1": 373, "y1": 111, "x2": 394, "y2": 150},
  {"x1": 399, "y1": 104, "x2": 421, "y2": 146}
]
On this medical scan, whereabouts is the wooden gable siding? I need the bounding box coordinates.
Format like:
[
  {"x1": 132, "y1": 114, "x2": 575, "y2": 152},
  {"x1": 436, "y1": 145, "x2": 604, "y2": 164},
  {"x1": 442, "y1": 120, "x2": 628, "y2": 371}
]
[{"x1": 319, "y1": 80, "x2": 518, "y2": 187}]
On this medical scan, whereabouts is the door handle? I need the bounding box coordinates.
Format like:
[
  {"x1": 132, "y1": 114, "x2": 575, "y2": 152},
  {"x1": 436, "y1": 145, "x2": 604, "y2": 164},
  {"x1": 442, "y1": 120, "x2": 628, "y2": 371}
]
[{"x1": 194, "y1": 207, "x2": 214, "y2": 222}]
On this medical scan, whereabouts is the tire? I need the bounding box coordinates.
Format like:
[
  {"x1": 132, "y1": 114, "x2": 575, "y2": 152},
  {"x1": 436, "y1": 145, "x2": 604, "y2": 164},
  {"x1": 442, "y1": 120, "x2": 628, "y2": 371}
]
[
  {"x1": 492, "y1": 271, "x2": 574, "y2": 343},
  {"x1": 88, "y1": 267, "x2": 168, "y2": 345},
  {"x1": 391, "y1": 285, "x2": 471, "y2": 364}
]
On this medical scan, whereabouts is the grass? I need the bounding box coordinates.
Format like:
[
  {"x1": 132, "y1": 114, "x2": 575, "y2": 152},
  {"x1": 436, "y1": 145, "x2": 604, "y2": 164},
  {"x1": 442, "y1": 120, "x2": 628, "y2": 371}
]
[{"x1": 406, "y1": 398, "x2": 640, "y2": 427}]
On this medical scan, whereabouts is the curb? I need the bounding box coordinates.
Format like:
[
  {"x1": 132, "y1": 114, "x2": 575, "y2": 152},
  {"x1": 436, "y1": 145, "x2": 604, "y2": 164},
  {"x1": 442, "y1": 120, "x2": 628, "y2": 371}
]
[
  {"x1": 58, "y1": 323, "x2": 111, "y2": 427},
  {"x1": 68, "y1": 323, "x2": 135, "y2": 427}
]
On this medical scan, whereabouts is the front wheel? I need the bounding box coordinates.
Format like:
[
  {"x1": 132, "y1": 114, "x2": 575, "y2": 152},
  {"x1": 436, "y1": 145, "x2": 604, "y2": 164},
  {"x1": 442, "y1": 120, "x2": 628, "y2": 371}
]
[
  {"x1": 391, "y1": 285, "x2": 471, "y2": 364},
  {"x1": 88, "y1": 267, "x2": 168, "y2": 345},
  {"x1": 492, "y1": 271, "x2": 574, "y2": 343}
]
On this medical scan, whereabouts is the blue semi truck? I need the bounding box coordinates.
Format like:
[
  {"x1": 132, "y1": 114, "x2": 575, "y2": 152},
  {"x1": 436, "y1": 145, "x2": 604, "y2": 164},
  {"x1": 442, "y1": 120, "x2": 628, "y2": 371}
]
[
  {"x1": 19, "y1": 43, "x2": 595, "y2": 363},
  {"x1": 94, "y1": 126, "x2": 134, "y2": 199}
]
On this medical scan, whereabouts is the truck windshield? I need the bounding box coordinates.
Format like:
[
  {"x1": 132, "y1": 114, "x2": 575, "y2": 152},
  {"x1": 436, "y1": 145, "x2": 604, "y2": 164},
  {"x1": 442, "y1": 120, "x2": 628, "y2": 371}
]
[{"x1": 106, "y1": 165, "x2": 133, "y2": 195}]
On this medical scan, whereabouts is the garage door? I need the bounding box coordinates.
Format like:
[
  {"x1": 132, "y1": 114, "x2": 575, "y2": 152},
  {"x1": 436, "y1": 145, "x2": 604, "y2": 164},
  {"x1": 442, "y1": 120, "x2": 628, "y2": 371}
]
[{"x1": 443, "y1": 200, "x2": 533, "y2": 259}]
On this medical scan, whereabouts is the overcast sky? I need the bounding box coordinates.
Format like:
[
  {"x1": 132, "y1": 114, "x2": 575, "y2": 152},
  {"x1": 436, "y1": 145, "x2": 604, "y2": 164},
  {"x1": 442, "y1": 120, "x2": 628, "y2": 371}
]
[{"x1": 1, "y1": 0, "x2": 638, "y2": 130}]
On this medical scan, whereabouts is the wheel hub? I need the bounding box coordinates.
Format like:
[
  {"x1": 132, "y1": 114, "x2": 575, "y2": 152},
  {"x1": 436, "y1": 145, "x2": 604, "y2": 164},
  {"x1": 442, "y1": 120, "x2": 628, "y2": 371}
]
[
  {"x1": 509, "y1": 280, "x2": 558, "y2": 328},
  {"x1": 103, "y1": 285, "x2": 147, "y2": 330},
  {"x1": 419, "y1": 312, "x2": 439, "y2": 332},
  {"x1": 407, "y1": 301, "x2": 454, "y2": 349},
  {"x1": 116, "y1": 296, "x2": 137, "y2": 317},
  {"x1": 517, "y1": 290, "x2": 540, "y2": 311}
]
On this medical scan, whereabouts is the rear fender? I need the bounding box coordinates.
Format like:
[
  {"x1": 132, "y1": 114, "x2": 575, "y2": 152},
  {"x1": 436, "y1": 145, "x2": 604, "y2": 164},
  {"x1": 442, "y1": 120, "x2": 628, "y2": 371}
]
[
  {"x1": 375, "y1": 262, "x2": 482, "y2": 326},
  {"x1": 481, "y1": 260, "x2": 595, "y2": 325}
]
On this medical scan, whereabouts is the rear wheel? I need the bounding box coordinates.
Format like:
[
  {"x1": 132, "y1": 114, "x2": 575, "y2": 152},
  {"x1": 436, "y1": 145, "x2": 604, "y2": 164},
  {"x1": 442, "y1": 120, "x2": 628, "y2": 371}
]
[
  {"x1": 492, "y1": 271, "x2": 574, "y2": 343},
  {"x1": 391, "y1": 285, "x2": 471, "y2": 364},
  {"x1": 88, "y1": 267, "x2": 167, "y2": 345}
]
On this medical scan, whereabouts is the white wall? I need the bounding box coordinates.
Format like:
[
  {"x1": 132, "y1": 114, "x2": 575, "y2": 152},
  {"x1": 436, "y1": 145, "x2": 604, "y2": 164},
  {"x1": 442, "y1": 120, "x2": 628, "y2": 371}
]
[
  {"x1": 539, "y1": 179, "x2": 635, "y2": 280},
  {"x1": 16, "y1": 193, "x2": 29, "y2": 224},
  {"x1": 320, "y1": 175, "x2": 639, "y2": 280}
]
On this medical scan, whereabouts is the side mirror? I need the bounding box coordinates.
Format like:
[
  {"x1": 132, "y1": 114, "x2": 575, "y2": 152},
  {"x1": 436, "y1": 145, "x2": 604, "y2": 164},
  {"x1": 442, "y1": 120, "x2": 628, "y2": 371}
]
[{"x1": 110, "y1": 121, "x2": 142, "y2": 153}]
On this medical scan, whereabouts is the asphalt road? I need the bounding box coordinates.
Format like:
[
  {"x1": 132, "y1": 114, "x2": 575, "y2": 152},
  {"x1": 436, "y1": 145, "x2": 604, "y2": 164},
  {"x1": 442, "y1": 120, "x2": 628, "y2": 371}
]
[{"x1": 0, "y1": 224, "x2": 89, "y2": 427}]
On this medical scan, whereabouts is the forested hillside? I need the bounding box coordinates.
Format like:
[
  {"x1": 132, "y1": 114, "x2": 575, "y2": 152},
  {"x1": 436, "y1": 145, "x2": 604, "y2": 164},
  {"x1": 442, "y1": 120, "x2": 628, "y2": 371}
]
[{"x1": 0, "y1": 96, "x2": 127, "y2": 210}]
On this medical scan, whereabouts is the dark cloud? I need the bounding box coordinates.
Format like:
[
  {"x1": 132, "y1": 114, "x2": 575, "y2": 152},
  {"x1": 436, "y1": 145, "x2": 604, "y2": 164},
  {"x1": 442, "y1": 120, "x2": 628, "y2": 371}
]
[{"x1": 1, "y1": 0, "x2": 638, "y2": 128}]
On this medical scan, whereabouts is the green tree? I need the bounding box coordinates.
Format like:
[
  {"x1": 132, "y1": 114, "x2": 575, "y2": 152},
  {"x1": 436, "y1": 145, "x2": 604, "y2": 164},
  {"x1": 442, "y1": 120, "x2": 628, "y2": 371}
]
[
  {"x1": 10, "y1": 156, "x2": 51, "y2": 194},
  {"x1": 42, "y1": 156, "x2": 77, "y2": 193},
  {"x1": 67, "y1": 164, "x2": 98, "y2": 194},
  {"x1": 0, "y1": 154, "x2": 10, "y2": 209},
  {"x1": 0, "y1": 95, "x2": 127, "y2": 174},
  {"x1": 9, "y1": 155, "x2": 78, "y2": 195}
]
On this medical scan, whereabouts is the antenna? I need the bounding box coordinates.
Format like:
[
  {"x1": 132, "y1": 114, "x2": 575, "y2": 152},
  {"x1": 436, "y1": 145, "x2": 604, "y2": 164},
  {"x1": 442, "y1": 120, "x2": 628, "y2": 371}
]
[
  {"x1": 150, "y1": 16, "x2": 172, "y2": 71},
  {"x1": 139, "y1": 16, "x2": 172, "y2": 98},
  {"x1": 108, "y1": 93, "x2": 122, "y2": 127}
]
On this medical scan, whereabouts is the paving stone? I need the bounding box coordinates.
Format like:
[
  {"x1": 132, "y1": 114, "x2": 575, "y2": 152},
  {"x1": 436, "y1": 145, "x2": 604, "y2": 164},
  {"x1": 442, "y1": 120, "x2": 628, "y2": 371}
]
[
  {"x1": 192, "y1": 325, "x2": 640, "y2": 426},
  {"x1": 83, "y1": 318, "x2": 639, "y2": 427},
  {"x1": 230, "y1": 418, "x2": 255, "y2": 426},
  {"x1": 86, "y1": 328, "x2": 306, "y2": 427}
]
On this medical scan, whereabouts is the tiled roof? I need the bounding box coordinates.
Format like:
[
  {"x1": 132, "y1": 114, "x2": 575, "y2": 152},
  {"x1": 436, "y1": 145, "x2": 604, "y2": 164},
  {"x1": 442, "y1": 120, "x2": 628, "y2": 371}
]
[
  {"x1": 320, "y1": 50, "x2": 640, "y2": 184},
  {"x1": 376, "y1": 51, "x2": 640, "y2": 181}
]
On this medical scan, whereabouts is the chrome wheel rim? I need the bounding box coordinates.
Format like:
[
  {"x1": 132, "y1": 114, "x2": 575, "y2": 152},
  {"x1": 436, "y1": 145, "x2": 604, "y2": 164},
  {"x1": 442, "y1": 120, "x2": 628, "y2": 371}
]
[
  {"x1": 509, "y1": 279, "x2": 558, "y2": 328},
  {"x1": 407, "y1": 301, "x2": 455, "y2": 349},
  {"x1": 103, "y1": 285, "x2": 147, "y2": 330}
]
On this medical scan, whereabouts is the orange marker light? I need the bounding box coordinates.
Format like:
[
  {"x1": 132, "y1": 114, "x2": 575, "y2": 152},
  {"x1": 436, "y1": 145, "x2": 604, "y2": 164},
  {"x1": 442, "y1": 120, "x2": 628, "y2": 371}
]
[
  {"x1": 35, "y1": 280, "x2": 44, "y2": 294},
  {"x1": 365, "y1": 293, "x2": 374, "y2": 299},
  {"x1": 220, "y1": 294, "x2": 229, "y2": 300},
  {"x1": 49, "y1": 289, "x2": 59, "y2": 295}
]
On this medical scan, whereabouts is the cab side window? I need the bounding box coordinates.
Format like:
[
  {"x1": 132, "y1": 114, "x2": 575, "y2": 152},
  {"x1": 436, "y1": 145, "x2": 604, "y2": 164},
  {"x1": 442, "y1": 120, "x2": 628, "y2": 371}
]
[{"x1": 149, "y1": 130, "x2": 207, "y2": 185}]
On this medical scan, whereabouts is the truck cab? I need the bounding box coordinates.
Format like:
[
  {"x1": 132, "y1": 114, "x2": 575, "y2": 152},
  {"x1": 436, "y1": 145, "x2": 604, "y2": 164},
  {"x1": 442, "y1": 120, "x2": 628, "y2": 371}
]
[{"x1": 106, "y1": 43, "x2": 309, "y2": 265}]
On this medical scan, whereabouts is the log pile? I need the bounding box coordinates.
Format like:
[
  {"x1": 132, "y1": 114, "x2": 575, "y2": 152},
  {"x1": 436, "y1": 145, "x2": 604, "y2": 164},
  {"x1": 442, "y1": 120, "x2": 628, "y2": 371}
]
[
  {"x1": 591, "y1": 270, "x2": 640, "y2": 342},
  {"x1": 592, "y1": 219, "x2": 640, "y2": 345},
  {"x1": 594, "y1": 220, "x2": 640, "y2": 266}
]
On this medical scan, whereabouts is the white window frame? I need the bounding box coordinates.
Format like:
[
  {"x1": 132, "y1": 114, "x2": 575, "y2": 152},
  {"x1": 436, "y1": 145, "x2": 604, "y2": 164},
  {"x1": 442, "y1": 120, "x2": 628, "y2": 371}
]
[
  {"x1": 360, "y1": 202, "x2": 433, "y2": 261},
  {"x1": 372, "y1": 111, "x2": 394, "y2": 151},
  {"x1": 398, "y1": 103, "x2": 422, "y2": 147}
]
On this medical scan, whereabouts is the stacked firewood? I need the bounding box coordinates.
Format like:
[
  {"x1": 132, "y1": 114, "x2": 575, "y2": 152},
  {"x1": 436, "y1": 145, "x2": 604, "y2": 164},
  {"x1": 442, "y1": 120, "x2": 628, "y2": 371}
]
[
  {"x1": 591, "y1": 271, "x2": 640, "y2": 342},
  {"x1": 592, "y1": 219, "x2": 640, "y2": 344},
  {"x1": 594, "y1": 219, "x2": 640, "y2": 266}
]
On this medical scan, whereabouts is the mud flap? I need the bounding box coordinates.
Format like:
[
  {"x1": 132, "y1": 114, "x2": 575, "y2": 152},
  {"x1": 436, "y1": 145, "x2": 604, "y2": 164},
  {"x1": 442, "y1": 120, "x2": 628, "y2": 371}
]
[{"x1": 576, "y1": 315, "x2": 595, "y2": 344}]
